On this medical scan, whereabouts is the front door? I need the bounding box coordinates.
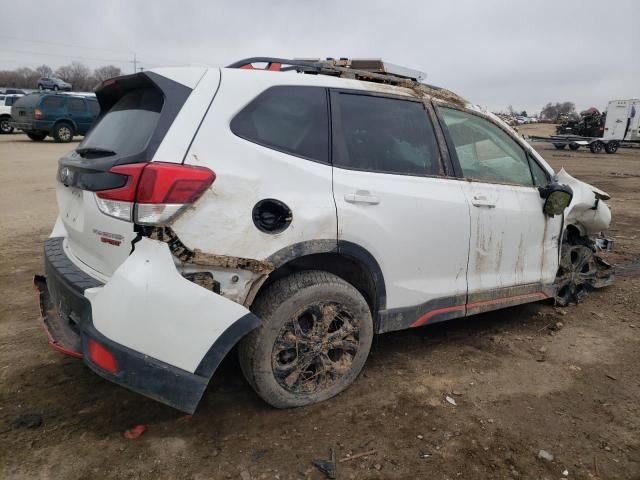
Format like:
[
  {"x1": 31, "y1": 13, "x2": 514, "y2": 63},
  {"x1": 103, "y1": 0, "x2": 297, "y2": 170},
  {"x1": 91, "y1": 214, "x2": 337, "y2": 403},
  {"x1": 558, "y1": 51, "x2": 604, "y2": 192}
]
[
  {"x1": 438, "y1": 107, "x2": 562, "y2": 313},
  {"x1": 330, "y1": 90, "x2": 471, "y2": 332}
]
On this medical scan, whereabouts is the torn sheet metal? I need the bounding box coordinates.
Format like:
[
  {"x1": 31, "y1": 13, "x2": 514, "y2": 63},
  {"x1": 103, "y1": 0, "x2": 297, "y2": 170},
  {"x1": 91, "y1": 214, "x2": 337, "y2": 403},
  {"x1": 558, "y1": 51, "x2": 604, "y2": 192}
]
[{"x1": 145, "y1": 226, "x2": 274, "y2": 275}]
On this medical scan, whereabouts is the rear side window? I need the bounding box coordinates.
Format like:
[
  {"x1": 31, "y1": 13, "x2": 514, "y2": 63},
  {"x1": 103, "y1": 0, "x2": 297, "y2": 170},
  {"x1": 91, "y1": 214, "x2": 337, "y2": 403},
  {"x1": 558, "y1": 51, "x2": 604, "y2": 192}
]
[
  {"x1": 440, "y1": 108, "x2": 534, "y2": 186},
  {"x1": 231, "y1": 86, "x2": 329, "y2": 163},
  {"x1": 80, "y1": 88, "x2": 163, "y2": 157},
  {"x1": 332, "y1": 93, "x2": 440, "y2": 176},
  {"x1": 67, "y1": 98, "x2": 85, "y2": 112},
  {"x1": 41, "y1": 96, "x2": 65, "y2": 109}
]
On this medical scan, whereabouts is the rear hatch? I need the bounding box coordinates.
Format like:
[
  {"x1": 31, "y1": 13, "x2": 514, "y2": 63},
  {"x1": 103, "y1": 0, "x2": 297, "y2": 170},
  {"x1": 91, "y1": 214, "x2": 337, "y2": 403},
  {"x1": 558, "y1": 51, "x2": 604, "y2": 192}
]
[
  {"x1": 11, "y1": 93, "x2": 42, "y2": 122},
  {"x1": 55, "y1": 70, "x2": 203, "y2": 278}
]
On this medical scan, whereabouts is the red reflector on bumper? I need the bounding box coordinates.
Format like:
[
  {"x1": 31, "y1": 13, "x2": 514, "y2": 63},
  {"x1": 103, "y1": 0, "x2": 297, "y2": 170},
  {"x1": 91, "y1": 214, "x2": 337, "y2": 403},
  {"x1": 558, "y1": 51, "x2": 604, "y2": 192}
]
[{"x1": 88, "y1": 338, "x2": 119, "y2": 374}]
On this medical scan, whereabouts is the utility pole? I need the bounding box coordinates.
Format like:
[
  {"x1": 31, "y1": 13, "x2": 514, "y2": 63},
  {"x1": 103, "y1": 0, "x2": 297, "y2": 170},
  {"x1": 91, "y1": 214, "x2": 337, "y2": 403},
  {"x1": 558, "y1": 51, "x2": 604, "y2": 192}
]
[{"x1": 132, "y1": 53, "x2": 137, "y2": 74}]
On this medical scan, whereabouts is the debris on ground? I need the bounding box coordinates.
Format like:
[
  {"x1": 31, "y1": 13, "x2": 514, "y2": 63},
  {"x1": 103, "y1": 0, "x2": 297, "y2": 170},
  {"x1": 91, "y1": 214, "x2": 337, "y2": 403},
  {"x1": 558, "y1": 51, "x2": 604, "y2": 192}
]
[
  {"x1": 562, "y1": 468, "x2": 569, "y2": 476},
  {"x1": 313, "y1": 448, "x2": 336, "y2": 479},
  {"x1": 606, "y1": 373, "x2": 618, "y2": 381},
  {"x1": 240, "y1": 470, "x2": 251, "y2": 480},
  {"x1": 10, "y1": 413, "x2": 43, "y2": 430},
  {"x1": 538, "y1": 449, "x2": 555, "y2": 461},
  {"x1": 123, "y1": 424, "x2": 147, "y2": 440},
  {"x1": 549, "y1": 322, "x2": 564, "y2": 331},
  {"x1": 338, "y1": 450, "x2": 377, "y2": 463},
  {"x1": 445, "y1": 396, "x2": 457, "y2": 406}
]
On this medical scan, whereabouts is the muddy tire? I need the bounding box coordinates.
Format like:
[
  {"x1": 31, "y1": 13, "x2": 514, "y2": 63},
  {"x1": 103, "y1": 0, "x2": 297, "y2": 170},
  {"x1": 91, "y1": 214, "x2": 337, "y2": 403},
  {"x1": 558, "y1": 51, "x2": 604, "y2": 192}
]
[
  {"x1": 553, "y1": 143, "x2": 566, "y2": 150},
  {"x1": 569, "y1": 143, "x2": 580, "y2": 151},
  {"x1": 52, "y1": 123, "x2": 74, "y2": 143},
  {"x1": 239, "y1": 270, "x2": 373, "y2": 408},
  {"x1": 26, "y1": 131, "x2": 47, "y2": 141},
  {"x1": 554, "y1": 232, "x2": 614, "y2": 306}
]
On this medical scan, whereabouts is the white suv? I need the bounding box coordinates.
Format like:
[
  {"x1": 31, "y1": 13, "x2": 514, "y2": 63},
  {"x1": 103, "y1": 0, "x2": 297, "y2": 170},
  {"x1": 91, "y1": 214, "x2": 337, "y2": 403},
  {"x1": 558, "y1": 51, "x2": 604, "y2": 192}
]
[{"x1": 35, "y1": 58, "x2": 614, "y2": 413}]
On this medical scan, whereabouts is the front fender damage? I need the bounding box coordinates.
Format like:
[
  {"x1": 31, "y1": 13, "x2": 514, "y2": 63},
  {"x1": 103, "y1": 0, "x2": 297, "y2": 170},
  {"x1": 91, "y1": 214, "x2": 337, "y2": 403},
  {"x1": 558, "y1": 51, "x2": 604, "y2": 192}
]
[
  {"x1": 552, "y1": 169, "x2": 615, "y2": 305},
  {"x1": 556, "y1": 168, "x2": 611, "y2": 235}
]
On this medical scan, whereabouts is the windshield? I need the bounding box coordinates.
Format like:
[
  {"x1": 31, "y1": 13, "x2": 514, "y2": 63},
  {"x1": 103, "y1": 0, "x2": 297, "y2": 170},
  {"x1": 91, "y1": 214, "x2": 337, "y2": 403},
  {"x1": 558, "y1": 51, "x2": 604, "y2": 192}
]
[{"x1": 80, "y1": 88, "x2": 163, "y2": 157}]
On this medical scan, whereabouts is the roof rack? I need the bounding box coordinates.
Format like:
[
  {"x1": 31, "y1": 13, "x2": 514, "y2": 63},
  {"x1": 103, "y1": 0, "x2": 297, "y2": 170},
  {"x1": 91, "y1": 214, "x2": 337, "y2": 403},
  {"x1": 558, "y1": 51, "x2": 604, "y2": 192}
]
[{"x1": 226, "y1": 57, "x2": 426, "y2": 87}]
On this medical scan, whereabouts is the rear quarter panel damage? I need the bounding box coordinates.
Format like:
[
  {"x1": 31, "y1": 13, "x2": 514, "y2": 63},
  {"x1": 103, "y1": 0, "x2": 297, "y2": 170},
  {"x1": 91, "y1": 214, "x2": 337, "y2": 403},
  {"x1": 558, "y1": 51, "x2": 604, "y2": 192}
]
[{"x1": 85, "y1": 237, "x2": 253, "y2": 373}]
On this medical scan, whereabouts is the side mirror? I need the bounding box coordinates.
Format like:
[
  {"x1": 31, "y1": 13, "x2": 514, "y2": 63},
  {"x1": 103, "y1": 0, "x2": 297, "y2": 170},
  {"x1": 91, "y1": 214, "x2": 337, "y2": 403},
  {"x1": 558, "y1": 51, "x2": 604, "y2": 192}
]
[{"x1": 539, "y1": 184, "x2": 573, "y2": 216}]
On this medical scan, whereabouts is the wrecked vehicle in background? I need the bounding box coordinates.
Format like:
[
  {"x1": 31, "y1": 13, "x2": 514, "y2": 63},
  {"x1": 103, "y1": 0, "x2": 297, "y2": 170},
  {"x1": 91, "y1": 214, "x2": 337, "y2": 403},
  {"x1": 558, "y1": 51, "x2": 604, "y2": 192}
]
[{"x1": 35, "y1": 57, "x2": 614, "y2": 413}]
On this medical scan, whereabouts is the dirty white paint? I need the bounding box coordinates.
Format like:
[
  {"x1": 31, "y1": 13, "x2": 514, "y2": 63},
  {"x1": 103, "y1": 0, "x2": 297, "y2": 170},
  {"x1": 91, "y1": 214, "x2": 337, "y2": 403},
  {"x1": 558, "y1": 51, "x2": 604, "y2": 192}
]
[
  {"x1": 86, "y1": 238, "x2": 251, "y2": 373},
  {"x1": 557, "y1": 168, "x2": 612, "y2": 235}
]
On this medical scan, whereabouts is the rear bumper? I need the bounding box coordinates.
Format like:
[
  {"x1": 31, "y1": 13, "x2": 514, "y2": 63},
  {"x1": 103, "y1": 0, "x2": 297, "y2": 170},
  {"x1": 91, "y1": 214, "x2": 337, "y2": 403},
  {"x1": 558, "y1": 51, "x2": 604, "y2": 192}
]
[
  {"x1": 9, "y1": 121, "x2": 36, "y2": 131},
  {"x1": 36, "y1": 236, "x2": 259, "y2": 413}
]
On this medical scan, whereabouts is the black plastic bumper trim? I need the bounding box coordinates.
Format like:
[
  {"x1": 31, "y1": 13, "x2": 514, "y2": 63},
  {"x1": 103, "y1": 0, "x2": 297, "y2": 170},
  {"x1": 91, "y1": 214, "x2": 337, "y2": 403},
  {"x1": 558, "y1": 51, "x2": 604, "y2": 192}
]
[{"x1": 40, "y1": 237, "x2": 257, "y2": 413}]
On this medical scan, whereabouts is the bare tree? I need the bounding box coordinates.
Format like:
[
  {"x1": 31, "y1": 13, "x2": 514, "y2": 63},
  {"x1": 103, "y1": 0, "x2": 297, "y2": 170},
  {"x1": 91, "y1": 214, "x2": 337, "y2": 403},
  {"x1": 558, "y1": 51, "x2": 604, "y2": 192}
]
[
  {"x1": 55, "y1": 62, "x2": 92, "y2": 90},
  {"x1": 540, "y1": 102, "x2": 576, "y2": 121},
  {"x1": 93, "y1": 65, "x2": 122, "y2": 83},
  {"x1": 35, "y1": 65, "x2": 53, "y2": 78}
]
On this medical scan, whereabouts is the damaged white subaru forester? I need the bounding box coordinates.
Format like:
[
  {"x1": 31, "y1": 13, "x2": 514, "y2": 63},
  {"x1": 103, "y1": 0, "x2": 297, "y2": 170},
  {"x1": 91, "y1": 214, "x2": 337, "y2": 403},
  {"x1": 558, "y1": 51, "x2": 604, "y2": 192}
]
[{"x1": 35, "y1": 58, "x2": 614, "y2": 413}]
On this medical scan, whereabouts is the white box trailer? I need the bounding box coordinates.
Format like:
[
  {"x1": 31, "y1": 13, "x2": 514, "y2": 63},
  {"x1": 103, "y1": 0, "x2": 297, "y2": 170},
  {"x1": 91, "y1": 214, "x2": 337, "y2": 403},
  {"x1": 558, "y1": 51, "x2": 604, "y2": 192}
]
[{"x1": 603, "y1": 99, "x2": 640, "y2": 141}]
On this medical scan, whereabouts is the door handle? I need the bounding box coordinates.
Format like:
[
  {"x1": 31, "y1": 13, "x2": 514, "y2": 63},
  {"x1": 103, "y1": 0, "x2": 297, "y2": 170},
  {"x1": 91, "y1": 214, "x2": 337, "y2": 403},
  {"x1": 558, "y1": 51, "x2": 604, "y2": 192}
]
[
  {"x1": 344, "y1": 191, "x2": 380, "y2": 205},
  {"x1": 471, "y1": 195, "x2": 496, "y2": 208}
]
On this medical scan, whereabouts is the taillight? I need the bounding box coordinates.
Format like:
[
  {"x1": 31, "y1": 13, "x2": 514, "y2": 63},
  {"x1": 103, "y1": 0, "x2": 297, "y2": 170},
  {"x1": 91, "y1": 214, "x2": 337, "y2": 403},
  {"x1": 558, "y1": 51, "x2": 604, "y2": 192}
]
[
  {"x1": 34, "y1": 109, "x2": 42, "y2": 120},
  {"x1": 95, "y1": 162, "x2": 215, "y2": 225}
]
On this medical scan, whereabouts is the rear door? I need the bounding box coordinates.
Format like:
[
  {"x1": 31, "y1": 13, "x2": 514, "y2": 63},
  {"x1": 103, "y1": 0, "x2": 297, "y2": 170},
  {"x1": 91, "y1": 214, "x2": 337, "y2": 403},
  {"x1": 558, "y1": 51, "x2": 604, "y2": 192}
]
[
  {"x1": 604, "y1": 100, "x2": 630, "y2": 140},
  {"x1": 437, "y1": 107, "x2": 561, "y2": 311},
  {"x1": 330, "y1": 90, "x2": 470, "y2": 331}
]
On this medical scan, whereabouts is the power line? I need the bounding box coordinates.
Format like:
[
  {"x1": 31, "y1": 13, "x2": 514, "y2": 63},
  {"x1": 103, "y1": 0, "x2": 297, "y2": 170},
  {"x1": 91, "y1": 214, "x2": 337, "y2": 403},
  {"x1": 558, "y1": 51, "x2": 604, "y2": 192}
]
[
  {"x1": 0, "y1": 34, "x2": 133, "y2": 55},
  {"x1": 0, "y1": 34, "x2": 185, "y2": 66},
  {"x1": 0, "y1": 47, "x2": 129, "y2": 64}
]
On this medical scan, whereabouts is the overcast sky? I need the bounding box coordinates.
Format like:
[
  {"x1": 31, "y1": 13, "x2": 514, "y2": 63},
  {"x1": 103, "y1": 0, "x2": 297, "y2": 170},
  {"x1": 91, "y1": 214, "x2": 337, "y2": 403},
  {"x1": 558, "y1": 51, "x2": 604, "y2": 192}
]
[{"x1": 3, "y1": 0, "x2": 638, "y2": 113}]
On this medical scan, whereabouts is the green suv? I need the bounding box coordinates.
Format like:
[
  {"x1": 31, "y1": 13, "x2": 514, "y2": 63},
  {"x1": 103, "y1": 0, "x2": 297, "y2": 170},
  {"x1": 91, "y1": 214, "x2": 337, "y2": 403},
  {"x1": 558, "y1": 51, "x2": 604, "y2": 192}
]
[{"x1": 10, "y1": 93, "x2": 99, "y2": 142}]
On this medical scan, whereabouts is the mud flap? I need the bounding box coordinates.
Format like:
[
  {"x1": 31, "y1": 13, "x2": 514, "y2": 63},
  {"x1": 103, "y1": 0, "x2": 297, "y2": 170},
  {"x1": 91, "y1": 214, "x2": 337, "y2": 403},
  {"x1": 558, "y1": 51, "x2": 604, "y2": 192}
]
[{"x1": 85, "y1": 237, "x2": 257, "y2": 374}]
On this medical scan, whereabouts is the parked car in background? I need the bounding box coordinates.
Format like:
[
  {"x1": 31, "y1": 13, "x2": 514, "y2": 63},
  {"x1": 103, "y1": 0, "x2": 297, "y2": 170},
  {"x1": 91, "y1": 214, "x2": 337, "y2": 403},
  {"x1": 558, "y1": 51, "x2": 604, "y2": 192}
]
[
  {"x1": 1, "y1": 88, "x2": 26, "y2": 95},
  {"x1": 35, "y1": 59, "x2": 614, "y2": 414},
  {"x1": 37, "y1": 77, "x2": 72, "y2": 91},
  {"x1": 10, "y1": 92, "x2": 99, "y2": 142},
  {"x1": 0, "y1": 94, "x2": 24, "y2": 133}
]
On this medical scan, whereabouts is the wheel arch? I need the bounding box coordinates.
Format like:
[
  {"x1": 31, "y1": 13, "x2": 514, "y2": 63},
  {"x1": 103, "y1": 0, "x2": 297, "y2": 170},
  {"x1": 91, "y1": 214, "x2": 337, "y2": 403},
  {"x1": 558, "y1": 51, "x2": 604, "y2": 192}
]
[
  {"x1": 257, "y1": 240, "x2": 387, "y2": 322},
  {"x1": 53, "y1": 118, "x2": 77, "y2": 132}
]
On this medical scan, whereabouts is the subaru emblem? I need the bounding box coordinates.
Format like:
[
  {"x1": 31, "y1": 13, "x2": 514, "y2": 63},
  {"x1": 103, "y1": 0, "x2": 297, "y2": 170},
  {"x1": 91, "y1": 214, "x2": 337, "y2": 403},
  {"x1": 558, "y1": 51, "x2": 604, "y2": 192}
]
[{"x1": 59, "y1": 167, "x2": 71, "y2": 185}]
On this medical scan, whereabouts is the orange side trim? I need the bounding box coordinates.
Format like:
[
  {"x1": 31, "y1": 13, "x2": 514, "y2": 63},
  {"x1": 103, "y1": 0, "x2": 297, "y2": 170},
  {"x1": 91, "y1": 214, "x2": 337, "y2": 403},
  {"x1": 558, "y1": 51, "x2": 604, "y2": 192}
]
[
  {"x1": 411, "y1": 305, "x2": 465, "y2": 328},
  {"x1": 410, "y1": 291, "x2": 548, "y2": 329}
]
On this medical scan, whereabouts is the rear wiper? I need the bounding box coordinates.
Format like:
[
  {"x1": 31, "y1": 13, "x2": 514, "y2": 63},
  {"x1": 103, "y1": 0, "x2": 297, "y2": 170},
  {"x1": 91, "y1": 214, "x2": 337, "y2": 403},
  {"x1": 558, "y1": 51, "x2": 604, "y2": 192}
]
[{"x1": 75, "y1": 146, "x2": 116, "y2": 157}]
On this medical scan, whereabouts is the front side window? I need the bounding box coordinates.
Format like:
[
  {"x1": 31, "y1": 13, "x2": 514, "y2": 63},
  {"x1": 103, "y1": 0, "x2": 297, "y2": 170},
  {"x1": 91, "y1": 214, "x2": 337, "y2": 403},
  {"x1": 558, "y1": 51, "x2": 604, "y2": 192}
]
[
  {"x1": 231, "y1": 86, "x2": 329, "y2": 163},
  {"x1": 332, "y1": 92, "x2": 440, "y2": 176},
  {"x1": 440, "y1": 108, "x2": 534, "y2": 186},
  {"x1": 87, "y1": 100, "x2": 99, "y2": 115}
]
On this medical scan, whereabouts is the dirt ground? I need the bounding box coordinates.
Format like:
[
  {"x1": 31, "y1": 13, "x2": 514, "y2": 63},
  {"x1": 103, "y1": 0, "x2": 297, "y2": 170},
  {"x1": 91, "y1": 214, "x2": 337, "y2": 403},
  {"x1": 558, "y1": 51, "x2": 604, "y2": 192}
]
[{"x1": 0, "y1": 125, "x2": 639, "y2": 480}]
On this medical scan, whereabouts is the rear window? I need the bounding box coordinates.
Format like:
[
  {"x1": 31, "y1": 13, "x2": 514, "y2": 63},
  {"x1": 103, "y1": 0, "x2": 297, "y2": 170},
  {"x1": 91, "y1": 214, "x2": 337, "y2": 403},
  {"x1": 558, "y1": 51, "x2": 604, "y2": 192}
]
[
  {"x1": 80, "y1": 88, "x2": 163, "y2": 157},
  {"x1": 230, "y1": 86, "x2": 329, "y2": 163}
]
